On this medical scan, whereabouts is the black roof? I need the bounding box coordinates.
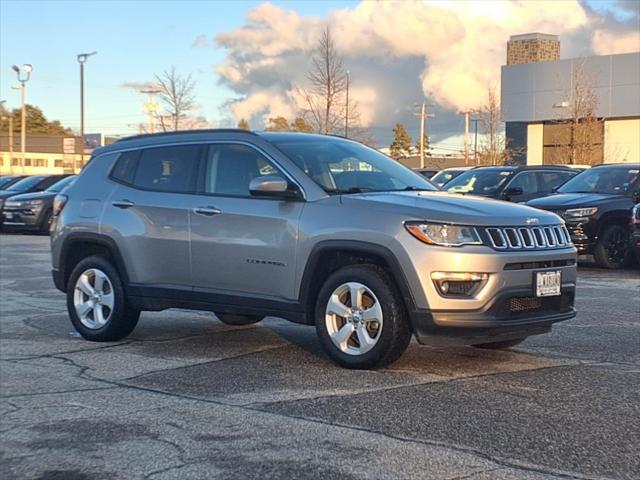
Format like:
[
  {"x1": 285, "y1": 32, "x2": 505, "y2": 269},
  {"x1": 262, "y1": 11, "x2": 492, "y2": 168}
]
[{"x1": 116, "y1": 128, "x2": 258, "y2": 143}]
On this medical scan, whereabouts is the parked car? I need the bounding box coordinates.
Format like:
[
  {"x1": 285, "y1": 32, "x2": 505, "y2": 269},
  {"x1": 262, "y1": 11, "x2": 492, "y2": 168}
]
[
  {"x1": 51, "y1": 130, "x2": 576, "y2": 369},
  {"x1": 527, "y1": 164, "x2": 640, "y2": 269},
  {"x1": 414, "y1": 168, "x2": 439, "y2": 179},
  {"x1": 0, "y1": 175, "x2": 28, "y2": 190},
  {"x1": 445, "y1": 165, "x2": 579, "y2": 203},
  {"x1": 0, "y1": 175, "x2": 71, "y2": 227},
  {"x1": 2, "y1": 175, "x2": 76, "y2": 233},
  {"x1": 430, "y1": 167, "x2": 472, "y2": 188},
  {"x1": 631, "y1": 204, "x2": 640, "y2": 265}
]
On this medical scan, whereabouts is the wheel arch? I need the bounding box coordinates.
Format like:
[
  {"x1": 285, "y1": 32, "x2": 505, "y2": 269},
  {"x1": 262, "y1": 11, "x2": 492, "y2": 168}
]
[
  {"x1": 59, "y1": 233, "x2": 130, "y2": 291},
  {"x1": 298, "y1": 240, "x2": 416, "y2": 325},
  {"x1": 596, "y1": 210, "x2": 632, "y2": 239}
]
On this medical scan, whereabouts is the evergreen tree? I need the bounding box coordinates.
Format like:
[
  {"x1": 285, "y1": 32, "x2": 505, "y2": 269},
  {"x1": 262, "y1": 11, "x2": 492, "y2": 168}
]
[
  {"x1": 237, "y1": 118, "x2": 250, "y2": 130},
  {"x1": 389, "y1": 123, "x2": 413, "y2": 159},
  {"x1": 292, "y1": 117, "x2": 313, "y2": 132},
  {"x1": 265, "y1": 116, "x2": 291, "y2": 131}
]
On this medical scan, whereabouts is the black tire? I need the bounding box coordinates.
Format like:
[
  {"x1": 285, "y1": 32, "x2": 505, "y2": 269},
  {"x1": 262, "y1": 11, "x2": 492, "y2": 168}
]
[
  {"x1": 593, "y1": 224, "x2": 630, "y2": 269},
  {"x1": 216, "y1": 313, "x2": 262, "y2": 325},
  {"x1": 39, "y1": 210, "x2": 52, "y2": 234},
  {"x1": 66, "y1": 255, "x2": 140, "y2": 341},
  {"x1": 473, "y1": 338, "x2": 525, "y2": 350},
  {"x1": 315, "y1": 264, "x2": 411, "y2": 369}
]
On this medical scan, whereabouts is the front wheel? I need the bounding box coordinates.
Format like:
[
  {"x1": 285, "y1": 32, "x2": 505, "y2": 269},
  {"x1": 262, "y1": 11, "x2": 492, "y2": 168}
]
[
  {"x1": 315, "y1": 265, "x2": 411, "y2": 369},
  {"x1": 594, "y1": 225, "x2": 630, "y2": 269},
  {"x1": 67, "y1": 255, "x2": 140, "y2": 341}
]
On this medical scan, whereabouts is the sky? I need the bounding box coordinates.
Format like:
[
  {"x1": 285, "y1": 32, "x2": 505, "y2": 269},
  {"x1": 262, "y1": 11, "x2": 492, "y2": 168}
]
[{"x1": 1, "y1": 0, "x2": 638, "y2": 151}]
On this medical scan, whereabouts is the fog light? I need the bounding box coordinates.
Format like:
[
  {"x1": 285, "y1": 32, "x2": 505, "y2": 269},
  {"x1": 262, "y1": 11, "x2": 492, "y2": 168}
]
[{"x1": 431, "y1": 272, "x2": 488, "y2": 298}]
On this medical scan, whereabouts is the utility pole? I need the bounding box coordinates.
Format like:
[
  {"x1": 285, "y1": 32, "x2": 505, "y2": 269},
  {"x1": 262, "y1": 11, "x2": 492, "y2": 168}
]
[
  {"x1": 471, "y1": 117, "x2": 479, "y2": 164},
  {"x1": 0, "y1": 102, "x2": 13, "y2": 172},
  {"x1": 140, "y1": 88, "x2": 161, "y2": 134},
  {"x1": 12, "y1": 64, "x2": 32, "y2": 174},
  {"x1": 414, "y1": 103, "x2": 435, "y2": 168},
  {"x1": 459, "y1": 110, "x2": 472, "y2": 165},
  {"x1": 344, "y1": 71, "x2": 350, "y2": 138}
]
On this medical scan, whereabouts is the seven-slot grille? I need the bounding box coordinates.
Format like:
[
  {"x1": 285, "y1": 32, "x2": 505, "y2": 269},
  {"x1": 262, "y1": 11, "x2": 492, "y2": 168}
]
[{"x1": 485, "y1": 225, "x2": 571, "y2": 250}]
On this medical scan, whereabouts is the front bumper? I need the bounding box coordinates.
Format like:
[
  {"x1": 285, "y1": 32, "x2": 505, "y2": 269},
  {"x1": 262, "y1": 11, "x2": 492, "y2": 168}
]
[
  {"x1": 409, "y1": 286, "x2": 575, "y2": 345},
  {"x1": 1, "y1": 207, "x2": 44, "y2": 229},
  {"x1": 564, "y1": 220, "x2": 596, "y2": 254}
]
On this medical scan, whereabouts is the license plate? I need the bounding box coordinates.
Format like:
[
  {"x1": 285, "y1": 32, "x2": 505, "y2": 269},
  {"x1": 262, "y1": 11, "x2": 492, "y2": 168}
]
[
  {"x1": 4, "y1": 212, "x2": 13, "y2": 220},
  {"x1": 535, "y1": 271, "x2": 561, "y2": 297}
]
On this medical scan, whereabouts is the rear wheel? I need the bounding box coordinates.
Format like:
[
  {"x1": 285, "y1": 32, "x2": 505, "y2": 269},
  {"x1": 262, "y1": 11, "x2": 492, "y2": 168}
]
[
  {"x1": 216, "y1": 313, "x2": 262, "y2": 325},
  {"x1": 315, "y1": 265, "x2": 411, "y2": 369},
  {"x1": 67, "y1": 256, "x2": 139, "y2": 341},
  {"x1": 473, "y1": 338, "x2": 525, "y2": 350},
  {"x1": 594, "y1": 224, "x2": 630, "y2": 269}
]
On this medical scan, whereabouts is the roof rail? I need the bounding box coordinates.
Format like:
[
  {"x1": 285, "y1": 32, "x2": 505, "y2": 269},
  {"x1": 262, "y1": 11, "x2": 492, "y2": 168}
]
[{"x1": 115, "y1": 128, "x2": 257, "y2": 143}]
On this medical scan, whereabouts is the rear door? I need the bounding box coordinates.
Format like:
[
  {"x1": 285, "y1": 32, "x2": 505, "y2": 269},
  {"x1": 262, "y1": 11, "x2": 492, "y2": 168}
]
[
  {"x1": 102, "y1": 144, "x2": 201, "y2": 288},
  {"x1": 189, "y1": 143, "x2": 303, "y2": 300}
]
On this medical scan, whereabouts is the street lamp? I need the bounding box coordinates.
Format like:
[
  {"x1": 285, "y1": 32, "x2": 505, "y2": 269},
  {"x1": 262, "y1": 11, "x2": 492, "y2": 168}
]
[
  {"x1": 12, "y1": 63, "x2": 32, "y2": 174},
  {"x1": 77, "y1": 51, "x2": 97, "y2": 168}
]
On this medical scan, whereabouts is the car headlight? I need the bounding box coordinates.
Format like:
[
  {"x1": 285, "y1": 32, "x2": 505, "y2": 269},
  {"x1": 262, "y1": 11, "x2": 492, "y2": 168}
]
[
  {"x1": 562, "y1": 207, "x2": 598, "y2": 219},
  {"x1": 405, "y1": 222, "x2": 482, "y2": 247},
  {"x1": 24, "y1": 199, "x2": 44, "y2": 207}
]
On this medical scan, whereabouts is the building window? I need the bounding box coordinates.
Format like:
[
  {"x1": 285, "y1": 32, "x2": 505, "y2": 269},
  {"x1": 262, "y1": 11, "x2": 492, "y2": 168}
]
[
  {"x1": 54, "y1": 159, "x2": 63, "y2": 167},
  {"x1": 543, "y1": 121, "x2": 604, "y2": 165},
  {"x1": 24, "y1": 158, "x2": 32, "y2": 166},
  {"x1": 11, "y1": 158, "x2": 20, "y2": 166}
]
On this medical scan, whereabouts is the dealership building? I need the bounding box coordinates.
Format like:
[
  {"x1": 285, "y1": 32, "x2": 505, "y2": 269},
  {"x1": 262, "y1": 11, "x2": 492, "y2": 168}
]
[{"x1": 501, "y1": 33, "x2": 640, "y2": 165}]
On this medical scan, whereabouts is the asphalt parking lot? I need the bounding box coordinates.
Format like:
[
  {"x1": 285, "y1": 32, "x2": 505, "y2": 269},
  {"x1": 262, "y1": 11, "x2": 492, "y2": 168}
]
[{"x1": 1, "y1": 233, "x2": 639, "y2": 480}]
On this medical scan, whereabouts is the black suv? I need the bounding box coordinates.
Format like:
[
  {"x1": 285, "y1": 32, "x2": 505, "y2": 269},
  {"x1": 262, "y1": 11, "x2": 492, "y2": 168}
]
[
  {"x1": 527, "y1": 164, "x2": 640, "y2": 269},
  {"x1": 444, "y1": 165, "x2": 579, "y2": 203}
]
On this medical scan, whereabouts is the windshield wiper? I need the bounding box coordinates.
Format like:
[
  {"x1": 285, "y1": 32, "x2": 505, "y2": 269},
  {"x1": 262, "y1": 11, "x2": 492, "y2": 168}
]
[{"x1": 325, "y1": 187, "x2": 369, "y2": 194}]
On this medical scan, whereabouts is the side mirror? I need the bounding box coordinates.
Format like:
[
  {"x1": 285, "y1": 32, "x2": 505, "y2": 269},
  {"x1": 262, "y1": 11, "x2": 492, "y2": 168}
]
[
  {"x1": 632, "y1": 190, "x2": 640, "y2": 204},
  {"x1": 249, "y1": 175, "x2": 299, "y2": 199},
  {"x1": 502, "y1": 187, "x2": 523, "y2": 199}
]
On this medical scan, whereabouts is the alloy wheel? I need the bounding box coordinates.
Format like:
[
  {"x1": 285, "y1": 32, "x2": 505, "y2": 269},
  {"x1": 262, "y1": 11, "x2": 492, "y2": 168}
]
[
  {"x1": 73, "y1": 268, "x2": 115, "y2": 329},
  {"x1": 325, "y1": 282, "x2": 383, "y2": 356}
]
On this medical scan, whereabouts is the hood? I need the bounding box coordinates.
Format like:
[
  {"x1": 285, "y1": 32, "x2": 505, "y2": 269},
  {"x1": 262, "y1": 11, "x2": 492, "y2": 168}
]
[
  {"x1": 526, "y1": 192, "x2": 626, "y2": 209},
  {"x1": 339, "y1": 191, "x2": 561, "y2": 226},
  {"x1": 3, "y1": 190, "x2": 55, "y2": 203},
  {"x1": 0, "y1": 189, "x2": 28, "y2": 200}
]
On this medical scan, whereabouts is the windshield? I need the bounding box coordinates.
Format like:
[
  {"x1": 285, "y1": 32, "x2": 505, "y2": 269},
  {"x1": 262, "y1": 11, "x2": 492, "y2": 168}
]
[
  {"x1": 7, "y1": 176, "x2": 47, "y2": 191},
  {"x1": 271, "y1": 137, "x2": 436, "y2": 194},
  {"x1": 445, "y1": 169, "x2": 513, "y2": 195},
  {"x1": 0, "y1": 177, "x2": 16, "y2": 189},
  {"x1": 430, "y1": 170, "x2": 465, "y2": 188},
  {"x1": 46, "y1": 176, "x2": 75, "y2": 193},
  {"x1": 558, "y1": 167, "x2": 639, "y2": 194}
]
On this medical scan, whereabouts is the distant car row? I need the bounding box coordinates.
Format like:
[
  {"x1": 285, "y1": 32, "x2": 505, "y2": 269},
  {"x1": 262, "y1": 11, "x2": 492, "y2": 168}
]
[
  {"x1": 416, "y1": 164, "x2": 640, "y2": 269},
  {"x1": 0, "y1": 175, "x2": 76, "y2": 233}
]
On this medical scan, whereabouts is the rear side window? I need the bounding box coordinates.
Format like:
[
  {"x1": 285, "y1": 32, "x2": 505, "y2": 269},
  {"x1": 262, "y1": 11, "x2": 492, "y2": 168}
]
[
  {"x1": 537, "y1": 171, "x2": 576, "y2": 194},
  {"x1": 111, "y1": 151, "x2": 139, "y2": 184},
  {"x1": 132, "y1": 145, "x2": 201, "y2": 193}
]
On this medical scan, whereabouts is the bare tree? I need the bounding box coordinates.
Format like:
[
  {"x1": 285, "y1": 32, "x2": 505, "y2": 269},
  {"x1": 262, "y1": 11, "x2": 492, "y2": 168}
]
[
  {"x1": 477, "y1": 86, "x2": 506, "y2": 165},
  {"x1": 155, "y1": 66, "x2": 196, "y2": 131},
  {"x1": 554, "y1": 60, "x2": 601, "y2": 165}
]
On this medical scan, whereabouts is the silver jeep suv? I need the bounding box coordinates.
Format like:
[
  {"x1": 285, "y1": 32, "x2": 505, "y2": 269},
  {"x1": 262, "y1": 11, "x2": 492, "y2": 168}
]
[{"x1": 50, "y1": 130, "x2": 577, "y2": 369}]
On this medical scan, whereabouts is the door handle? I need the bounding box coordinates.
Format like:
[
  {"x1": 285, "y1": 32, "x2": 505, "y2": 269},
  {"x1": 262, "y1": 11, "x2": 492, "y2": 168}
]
[
  {"x1": 193, "y1": 206, "x2": 222, "y2": 216},
  {"x1": 112, "y1": 200, "x2": 135, "y2": 209}
]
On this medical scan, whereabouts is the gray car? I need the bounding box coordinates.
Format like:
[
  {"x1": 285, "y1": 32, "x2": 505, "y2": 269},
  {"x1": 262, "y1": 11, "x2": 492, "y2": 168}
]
[{"x1": 50, "y1": 130, "x2": 577, "y2": 369}]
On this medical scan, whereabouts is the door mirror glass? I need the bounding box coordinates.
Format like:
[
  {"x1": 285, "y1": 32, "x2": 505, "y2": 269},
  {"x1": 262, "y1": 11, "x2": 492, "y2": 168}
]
[
  {"x1": 632, "y1": 190, "x2": 640, "y2": 204},
  {"x1": 249, "y1": 175, "x2": 296, "y2": 198}
]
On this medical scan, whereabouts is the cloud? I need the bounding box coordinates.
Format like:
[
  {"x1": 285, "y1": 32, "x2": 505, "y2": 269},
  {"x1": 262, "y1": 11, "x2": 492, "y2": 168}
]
[
  {"x1": 212, "y1": 0, "x2": 639, "y2": 145},
  {"x1": 121, "y1": 81, "x2": 160, "y2": 91},
  {"x1": 192, "y1": 34, "x2": 209, "y2": 48}
]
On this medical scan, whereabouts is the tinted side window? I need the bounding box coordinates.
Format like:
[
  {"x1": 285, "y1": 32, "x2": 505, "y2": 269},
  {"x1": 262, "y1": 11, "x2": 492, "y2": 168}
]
[
  {"x1": 111, "y1": 151, "x2": 139, "y2": 184},
  {"x1": 132, "y1": 145, "x2": 200, "y2": 193},
  {"x1": 203, "y1": 144, "x2": 283, "y2": 196},
  {"x1": 537, "y1": 171, "x2": 575, "y2": 193},
  {"x1": 507, "y1": 172, "x2": 538, "y2": 194},
  {"x1": 37, "y1": 176, "x2": 64, "y2": 191}
]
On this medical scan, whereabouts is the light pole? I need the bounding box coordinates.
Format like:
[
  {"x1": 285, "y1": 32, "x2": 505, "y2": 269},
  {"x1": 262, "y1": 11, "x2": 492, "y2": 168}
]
[
  {"x1": 344, "y1": 71, "x2": 350, "y2": 138},
  {"x1": 11, "y1": 64, "x2": 32, "y2": 174},
  {"x1": 0, "y1": 102, "x2": 14, "y2": 172},
  {"x1": 77, "y1": 51, "x2": 97, "y2": 168}
]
